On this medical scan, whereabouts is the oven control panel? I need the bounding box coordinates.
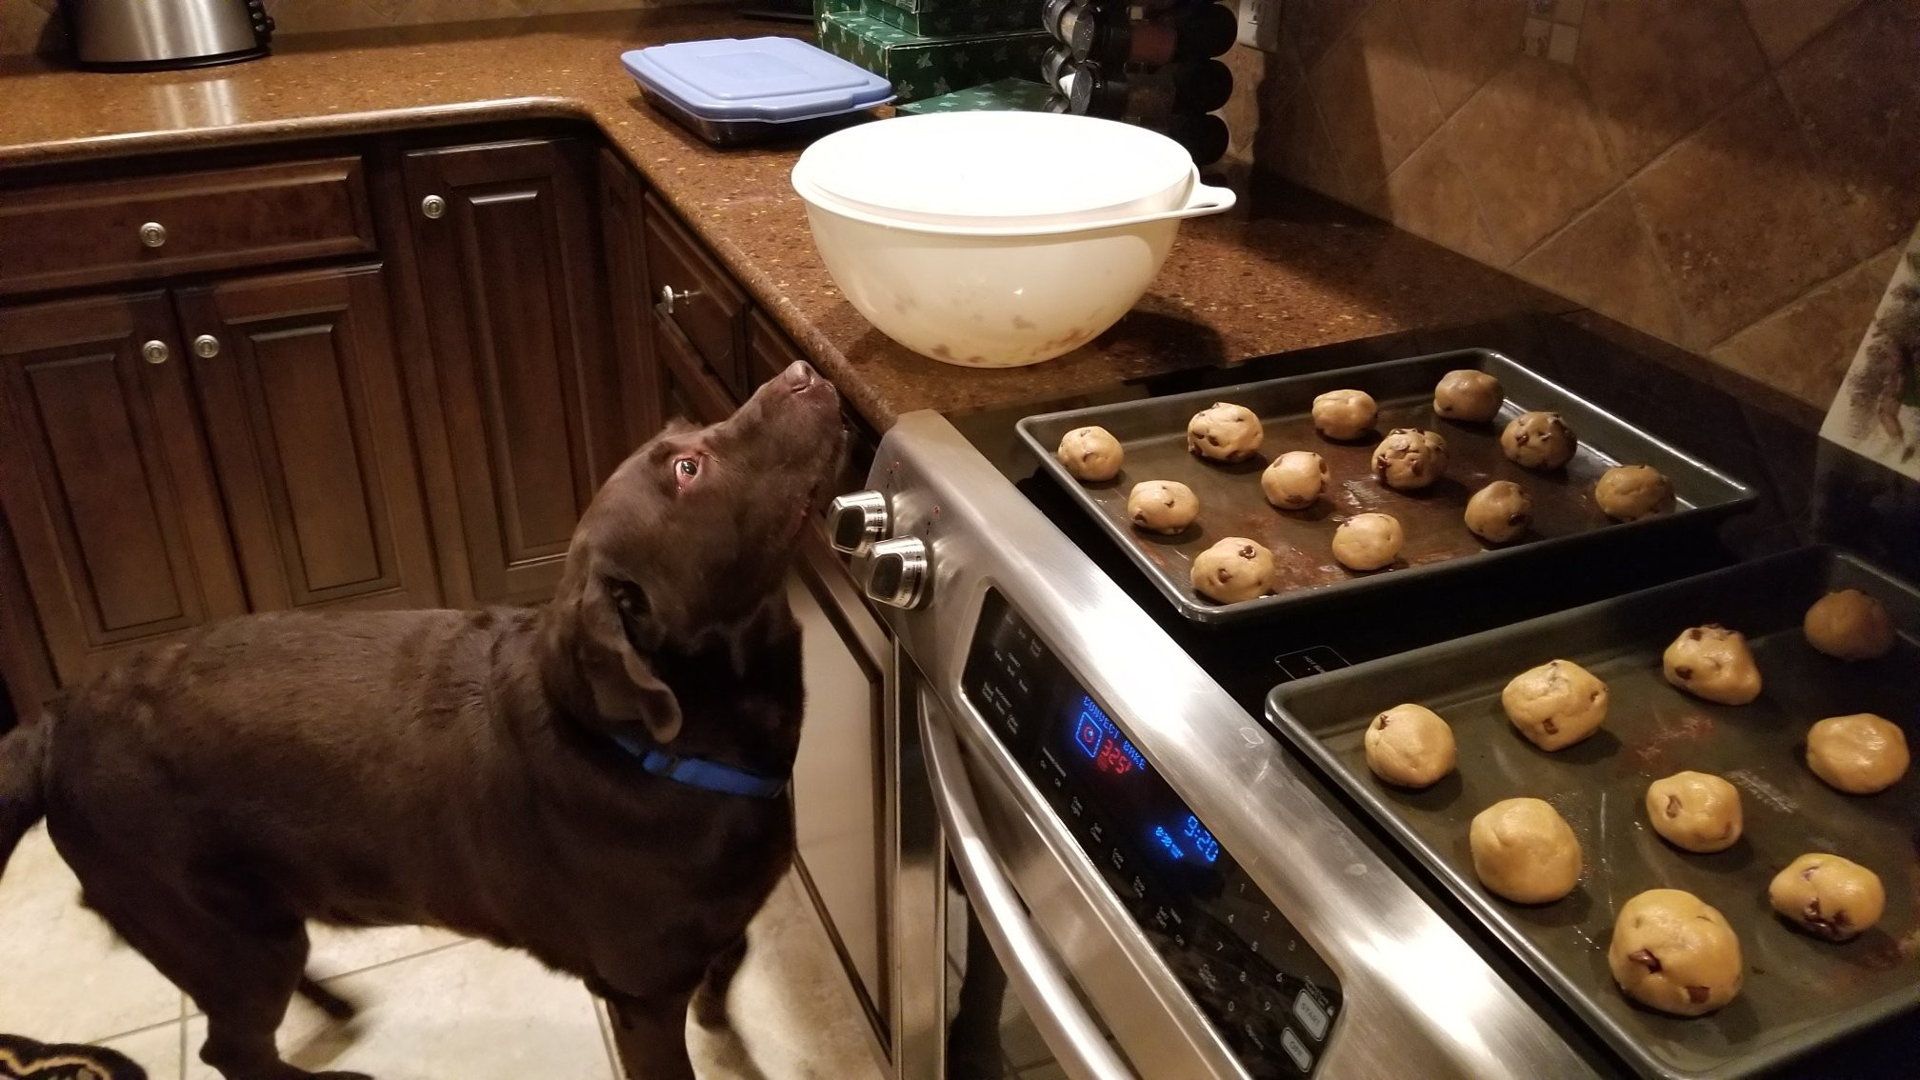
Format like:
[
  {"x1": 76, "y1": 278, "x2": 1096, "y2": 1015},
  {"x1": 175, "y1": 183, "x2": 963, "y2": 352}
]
[{"x1": 962, "y1": 590, "x2": 1342, "y2": 1078}]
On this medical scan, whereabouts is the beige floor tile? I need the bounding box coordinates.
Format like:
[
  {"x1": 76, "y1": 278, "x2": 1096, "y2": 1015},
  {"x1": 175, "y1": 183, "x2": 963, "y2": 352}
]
[
  {"x1": 98, "y1": 1020, "x2": 187, "y2": 1080},
  {"x1": 184, "y1": 941, "x2": 613, "y2": 1080},
  {"x1": 305, "y1": 921, "x2": 467, "y2": 981},
  {"x1": 0, "y1": 825, "x2": 186, "y2": 1044},
  {"x1": 686, "y1": 874, "x2": 884, "y2": 1080}
]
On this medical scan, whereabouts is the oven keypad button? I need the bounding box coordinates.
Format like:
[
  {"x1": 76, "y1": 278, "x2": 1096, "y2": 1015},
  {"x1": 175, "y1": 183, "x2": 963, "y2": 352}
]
[
  {"x1": 1292, "y1": 989, "x2": 1330, "y2": 1041},
  {"x1": 1279, "y1": 1027, "x2": 1314, "y2": 1073}
]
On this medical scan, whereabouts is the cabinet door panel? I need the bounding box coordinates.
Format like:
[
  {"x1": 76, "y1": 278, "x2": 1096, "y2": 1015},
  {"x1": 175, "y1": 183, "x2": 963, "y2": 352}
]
[
  {"x1": 598, "y1": 147, "x2": 662, "y2": 447},
  {"x1": 176, "y1": 265, "x2": 439, "y2": 612},
  {"x1": 403, "y1": 139, "x2": 618, "y2": 604},
  {"x1": 0, "y1": 292, "x2": 244, "y2": 683}
]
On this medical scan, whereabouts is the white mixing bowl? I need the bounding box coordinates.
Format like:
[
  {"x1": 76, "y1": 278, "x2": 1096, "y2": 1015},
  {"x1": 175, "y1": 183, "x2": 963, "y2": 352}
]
[{"x1": 791, "y1": 113, "x2": 1236, "y2": 368}]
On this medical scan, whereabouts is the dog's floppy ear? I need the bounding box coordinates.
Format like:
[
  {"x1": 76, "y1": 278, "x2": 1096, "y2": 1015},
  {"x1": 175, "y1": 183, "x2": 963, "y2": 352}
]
[{"x1": 572, "y1": 570, "x2": 683, "y2": 744}]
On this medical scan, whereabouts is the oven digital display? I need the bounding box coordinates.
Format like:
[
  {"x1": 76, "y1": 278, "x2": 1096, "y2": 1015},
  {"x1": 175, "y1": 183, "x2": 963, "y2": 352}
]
[{"x1": 962, "y1": 590, "x2": 1342, "y2": 1078}]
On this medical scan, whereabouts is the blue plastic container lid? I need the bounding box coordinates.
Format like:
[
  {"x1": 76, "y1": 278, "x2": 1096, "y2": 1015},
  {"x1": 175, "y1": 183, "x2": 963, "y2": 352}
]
[{"x1": 621, "y1": 38, "x2": 894, "y2": 124}]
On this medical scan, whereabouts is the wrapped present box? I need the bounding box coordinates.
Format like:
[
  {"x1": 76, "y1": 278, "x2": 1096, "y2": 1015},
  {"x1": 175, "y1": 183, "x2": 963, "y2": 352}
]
[
  {"x1": 815, "y1": 9, "x2": 1053, "y2": 103},
  {"x1": 897, "y1": 77, "x2": 1054, "y2": 113},
  {"x1": 861, "y1": 0, "x2": 1041, "y2": 37}
]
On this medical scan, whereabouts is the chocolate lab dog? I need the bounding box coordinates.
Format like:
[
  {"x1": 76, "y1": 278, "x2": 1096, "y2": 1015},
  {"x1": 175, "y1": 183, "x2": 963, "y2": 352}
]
[{"x1": 0, "y1": 362, "x2": 845, "y2": 1080}]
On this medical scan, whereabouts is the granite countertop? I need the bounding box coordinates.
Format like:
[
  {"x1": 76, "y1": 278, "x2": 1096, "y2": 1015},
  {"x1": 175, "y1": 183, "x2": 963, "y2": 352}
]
[{"x1": 0, "y1": 5, "x2": 1574, "y2": 429}]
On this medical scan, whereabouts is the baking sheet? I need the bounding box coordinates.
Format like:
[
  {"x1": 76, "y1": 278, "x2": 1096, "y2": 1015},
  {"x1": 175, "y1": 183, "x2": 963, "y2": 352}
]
[
  {"x1": 1016, "y1": 349, "x2": 1756, "y2": 624},
  {"x1": 1266, "y1": 547, "x2": 1920, "y2": 1079}
]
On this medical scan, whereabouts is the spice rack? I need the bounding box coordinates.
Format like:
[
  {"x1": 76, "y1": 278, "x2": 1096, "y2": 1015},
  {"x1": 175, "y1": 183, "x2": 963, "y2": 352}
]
[{"x1": 1040, "y1": 0, "x2": 1237, "y2": 165}]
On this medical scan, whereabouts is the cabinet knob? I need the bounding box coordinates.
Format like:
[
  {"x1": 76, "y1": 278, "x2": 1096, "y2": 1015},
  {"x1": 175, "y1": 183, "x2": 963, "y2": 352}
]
[
  {"x1": 826, "y1": 490, "x2": 891, "y2": 556},
  {"x1": 863, "y1": 536, "x2": 930, "y2": 609},
  {"x1": 141, "y1": 340, "x2": 170, "y2": 365},
  {"x1": 658, "y1": 284, "x2": 697, "y2": 315},
  {"x1": 139, "y1": 222, "x2": 167, "y2": 248},
  {"x1": 421, "y1": 195, "x2": 447, "y2": 220},
  {"x1": 192, "y1": 334, "x2": 221, "y2": 359}
]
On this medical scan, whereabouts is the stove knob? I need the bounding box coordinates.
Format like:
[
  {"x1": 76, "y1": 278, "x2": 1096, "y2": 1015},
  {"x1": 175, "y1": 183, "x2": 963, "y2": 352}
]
[
  {"x1": 863, "y1": 537, "x2": 929, "y2": 609},
  {"x1": 825, "y1": 490, "x2": 890, "y2": 556}
]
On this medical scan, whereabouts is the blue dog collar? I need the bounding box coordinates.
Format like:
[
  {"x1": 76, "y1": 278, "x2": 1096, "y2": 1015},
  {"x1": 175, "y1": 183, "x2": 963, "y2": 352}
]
[{"x1": 610, "y1": 734, "x2": 789, "y2": 799}]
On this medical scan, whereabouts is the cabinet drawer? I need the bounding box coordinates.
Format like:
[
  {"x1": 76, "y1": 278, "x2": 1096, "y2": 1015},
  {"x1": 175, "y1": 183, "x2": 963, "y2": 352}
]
[
  {"x1": 0, "y1": 157, "x2": 377, "y2": 295},
  {"x1": 655, "y1": 305, "x2": 737, "y2": 426},
  {"x1": 644, "y1": 193, "x2": 746, "y2": 399}
]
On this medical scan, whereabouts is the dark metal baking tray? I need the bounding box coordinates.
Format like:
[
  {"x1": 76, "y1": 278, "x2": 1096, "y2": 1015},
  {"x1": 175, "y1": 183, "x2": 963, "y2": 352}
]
[
  {"x1": 1266, "y1": 546, "x2": 1920, "y2": 1080},
  {"x1": 1015, "y1": 349, "x2": 1756, "y2": 624}
]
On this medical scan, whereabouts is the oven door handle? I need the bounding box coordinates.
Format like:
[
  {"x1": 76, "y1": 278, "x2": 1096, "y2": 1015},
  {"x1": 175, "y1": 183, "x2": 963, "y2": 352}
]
[{"x1": 920, "y1": 700, "x2": 1136, "y2": 1080}]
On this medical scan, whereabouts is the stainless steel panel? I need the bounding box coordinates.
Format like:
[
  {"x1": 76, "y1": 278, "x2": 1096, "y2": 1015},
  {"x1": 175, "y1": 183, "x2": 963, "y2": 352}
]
[
  {"x1": 1015, "y1": 349, "x2": 1755, "y2": 624},
  {"x1": 870, "y1": 410, "x2": 1596, "y2": 1079},
  {"x1": 70, "y1": 0, "x2": 261, "y2": 65},
  {"x1": 1267, "y1": 546, "x2": 1920, "y2": 1080}
]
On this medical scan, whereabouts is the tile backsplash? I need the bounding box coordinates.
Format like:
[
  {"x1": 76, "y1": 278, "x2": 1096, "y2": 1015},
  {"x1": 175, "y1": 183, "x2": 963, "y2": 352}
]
[
  {"x1": 1224, "y1": 0, "x2": 1920, "y2": 416},
  {"x1": 0, "y1": 0, "x2": 695, "y2": 59}
]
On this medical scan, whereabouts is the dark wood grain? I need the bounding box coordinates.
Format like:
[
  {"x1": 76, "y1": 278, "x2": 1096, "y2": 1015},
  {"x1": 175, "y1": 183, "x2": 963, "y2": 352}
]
[
  {"x1": 598, "y1": 147, "x2": 663, "y2": 451},
  {"x1": 176, "y1": 264, "x2": 440, "y2": 613},
  {"x1": 0, "y1": 291, "x2": 245, "y2": 685},
  {"x1": 655, "y1": 302, "x2": 736, "y2": 426},
  {"x1": 644, "y1": 192, "x2": 747, "y2": 401},
  {"x1": 0, "y1": 157, "x2": 377, "y2": 296},
  {"x1": 401, "y1": 138, "x2": 618, "y2": 605}
]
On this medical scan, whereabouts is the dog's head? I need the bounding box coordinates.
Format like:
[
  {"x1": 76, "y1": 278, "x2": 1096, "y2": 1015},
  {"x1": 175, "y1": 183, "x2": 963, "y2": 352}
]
[{"x1": 544, "y1": 362, "x2": 844, "y2": 743}]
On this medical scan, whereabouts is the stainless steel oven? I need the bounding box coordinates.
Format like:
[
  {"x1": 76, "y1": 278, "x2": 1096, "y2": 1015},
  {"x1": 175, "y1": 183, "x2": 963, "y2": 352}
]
[{"x1": 831, "y1": 411, "x2": 1600, "y2": 1080}]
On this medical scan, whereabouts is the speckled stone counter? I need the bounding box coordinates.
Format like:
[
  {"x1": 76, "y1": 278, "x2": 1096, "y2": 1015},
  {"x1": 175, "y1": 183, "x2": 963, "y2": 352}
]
[{"x1": 0, "y1": 5, "x2": 1571, "y2": 430}]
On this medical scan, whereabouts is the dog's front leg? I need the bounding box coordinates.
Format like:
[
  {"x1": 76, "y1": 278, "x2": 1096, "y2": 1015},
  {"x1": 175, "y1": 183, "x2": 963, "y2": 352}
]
[{"x1": 605, "y1": 988, "x2": 697, "y2": 1080}]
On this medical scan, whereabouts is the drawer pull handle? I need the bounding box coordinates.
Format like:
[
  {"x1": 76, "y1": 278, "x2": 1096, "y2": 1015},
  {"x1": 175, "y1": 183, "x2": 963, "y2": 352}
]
[
  {"x1": 659, "y1": 284, "x2": 699, "y2": 314},
  {"x1": 141, "y1": 340, "x2": 170, "y2": 365},
  {"x1": 192, "y1": 335, "x2": 221, "y2": 359},
  {"x1": 421, "y1": 195, "x2": 447, "y2": 220},
  {"x1": 139, "y1": 222, "x2": 167, "y2": 248}
]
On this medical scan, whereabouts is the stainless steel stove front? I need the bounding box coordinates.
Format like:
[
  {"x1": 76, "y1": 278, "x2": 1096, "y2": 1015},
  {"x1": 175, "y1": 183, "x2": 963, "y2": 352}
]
[{"x1": 854, "y1": 411, "x2": 1598, "y2": 1080}]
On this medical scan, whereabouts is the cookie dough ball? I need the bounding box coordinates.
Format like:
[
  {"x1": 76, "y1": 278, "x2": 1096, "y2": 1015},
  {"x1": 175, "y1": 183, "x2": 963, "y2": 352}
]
[
  {"x1": 1126, "y1": 481, "x2": 1198, "y2": 535},
  {"x1": 1056, "y1": 426, "x2": 1124, "y2": 482},
  {"x1": 1595, "y1": 465, "x2": 1672, "y2": 522},
  {"x1": 1371, "y1": 428, "x2": 1450, "y2": 491},
  {"x1": 1363, "y1": 704, "x2": 1458, "y2": 789},
  {"x1": 1769, "y1": 853, "x2": 1886, "y2": 942},
  {"x1": 1262, "y1": 451, "x2": 1328, "y2": 510},
  {"x1": 1469, "y1": 798, "x2": 1582, "y2": 904},
  {"x1": 1311, "y1": 389, "x2": 1378, "y2": 440},
  {"x1": 1433, "y1": 369, "x2": 1505, "y2": 423},
  {"x1": 1191, "y1": 538, "x2": 1273, "y2": 604},
  {"x1": 1608, "y1": 890, "x2": 1742, "y2": 1017},
  {"x1": 1187, "y1": 402, "x2": 1263, "y2": 463},
  {"x1": 1500, "y1": 411, "x2": 1577, "y2": 470},
  {"x1": 1465, "y1": 481, "x2": 1534, "y2": 544},
  {"x1": 1646, "y1": 771, "x2": 1743, "y2": 853},
  {"x1": 1331, "y1": 512, "x2": 1403, "y2": 572},
  {"x1": 1804, "y1": 589, "x2": 1897, "y2": 661},
  {"x1": 1662, "y1": 625, "x2": 1762, "y2": 705},
  {"x1": 1806, "y1": 713, "x2": 1909, "y2": 795},
  {"x1": 1500, "y1": 659, "x2": 1609, "y2": 751}
]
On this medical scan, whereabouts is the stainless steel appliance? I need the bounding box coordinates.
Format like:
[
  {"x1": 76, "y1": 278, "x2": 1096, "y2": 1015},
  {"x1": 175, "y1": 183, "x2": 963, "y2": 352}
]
[
  {"x1": 65, "y1": 0, "x2": 273, "y2": 71},
  {"x1": 812, "y1": 321, "x2": 1916, "y2": 1079}
]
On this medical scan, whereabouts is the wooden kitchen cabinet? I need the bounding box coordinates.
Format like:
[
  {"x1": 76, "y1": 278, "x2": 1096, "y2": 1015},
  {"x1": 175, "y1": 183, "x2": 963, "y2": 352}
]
[
  {"x1": 598, "y1": 147, "x2": 663, "y2": 446},
  {"x1": 0, "y1": 291, "x2": 248, "y2": 686},
  {"x1": 174, "y1": 265, "x2": 440, "y2": 614},
  {"x1": 401, "y1": 137, "x2": 624, "y2": 605}
]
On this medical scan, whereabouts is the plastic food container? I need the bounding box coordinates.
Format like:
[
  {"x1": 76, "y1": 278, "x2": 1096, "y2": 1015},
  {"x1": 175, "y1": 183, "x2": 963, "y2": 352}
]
[
  {"x1": 790, "y1": 112, "x2": 1235, "y2": 368},
  {"x1": 621, "y1": 38, "x2": 894, "y2": 147}
]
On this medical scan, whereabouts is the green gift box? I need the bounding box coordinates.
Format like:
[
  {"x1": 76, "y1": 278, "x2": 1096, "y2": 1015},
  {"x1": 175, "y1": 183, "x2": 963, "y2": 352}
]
[
  {"x1": 861, "y1": 0, "x2": 1041, "y2": 36},
  {"x1": 897, "y1": 77, "x2": 1054, "y2": 114},
  {"x1": 815, "y1": 10, "x2": 1053, "y2": 103}
]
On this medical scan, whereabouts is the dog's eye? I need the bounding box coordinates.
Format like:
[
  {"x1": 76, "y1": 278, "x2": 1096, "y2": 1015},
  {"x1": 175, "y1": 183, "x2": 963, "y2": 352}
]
[{"x1": 672, "y1": 454, "x2": 701, "y2": 490}]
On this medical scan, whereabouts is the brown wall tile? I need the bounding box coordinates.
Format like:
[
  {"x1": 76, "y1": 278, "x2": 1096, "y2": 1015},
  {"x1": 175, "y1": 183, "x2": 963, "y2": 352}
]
[
  {"x1": 1380, "y1": 136, "x2": 1497, "y2": 264},
  {"x1": 1710, "y1": 245, "x2": 1904, "y2": 406},
  {"x1": 1306, "y1": 0, "x2": 1446, "y2": 196},
  {"x1": 1575, "y1": 0, "x2": 1766, "y2": 173},
  {"x1": 1282, "y1": 0, "x2": 1378, "y2": 71},
  {"x1": 1515, "y1": 187, "x2": 1690, "y2": 344},
  {"x1": 1738, "y1": 0, "x2": 1861, "y2": 66},
  {"x1": 1432, "y1": 56, "x2": 1620, "y2": 264},
  {"x1": 1626, "y1": 80, "x2": 1856, "y2": 348},
  {"x1": 1774, "y1": 0, "x2": 1920, "y2": 260},
  {"x1": 1399, "y1": 0, "x2": 1526, "y2": 116},
  {"x1": 1254, "y1": 87, "x2": 1355, "y2": 205}
]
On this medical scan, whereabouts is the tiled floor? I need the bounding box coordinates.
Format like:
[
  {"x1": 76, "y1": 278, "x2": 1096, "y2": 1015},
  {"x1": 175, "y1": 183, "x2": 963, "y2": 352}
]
[{"x1": 0, "y1": 824, "x2": 884, "y2": 1080}]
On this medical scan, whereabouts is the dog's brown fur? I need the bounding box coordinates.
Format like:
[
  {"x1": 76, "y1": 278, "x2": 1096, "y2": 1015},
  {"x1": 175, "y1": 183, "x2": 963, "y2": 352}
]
[{"x1": 0, "y1": 362, "x2": 845, "y2": 1080}]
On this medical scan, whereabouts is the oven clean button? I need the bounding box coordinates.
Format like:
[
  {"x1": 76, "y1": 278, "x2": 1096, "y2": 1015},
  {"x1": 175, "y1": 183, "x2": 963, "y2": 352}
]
[{"x1": 1291, "y1": 989, "x2": 1330, "y2": 1040}]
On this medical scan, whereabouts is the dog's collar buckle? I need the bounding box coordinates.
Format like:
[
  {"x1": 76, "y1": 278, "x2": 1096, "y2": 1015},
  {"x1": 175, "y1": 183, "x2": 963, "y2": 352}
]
[{"x1": 608, "y1": 734, "x2": 789, "y2": 799}]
